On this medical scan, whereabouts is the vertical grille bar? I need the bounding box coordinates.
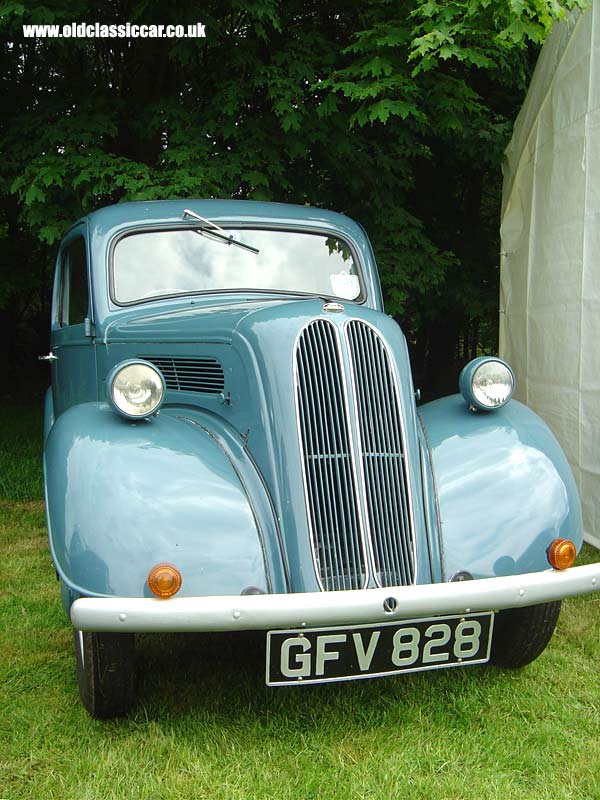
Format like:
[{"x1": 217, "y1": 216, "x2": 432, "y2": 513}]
[
  {"x1": 346, "y1": 320, "x2": 416, "y2": 587},
  {"x1": 295, "y1": 320, "x2": 367, "y2": 590}
]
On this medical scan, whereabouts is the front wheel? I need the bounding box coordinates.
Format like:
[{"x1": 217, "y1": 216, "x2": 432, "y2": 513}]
[
  {"x1": 73, "y1": 629, "x2": 136, "y2": 718},
  {"x1": 490, "y1": 601, "x2": 561, "y2": 668}
]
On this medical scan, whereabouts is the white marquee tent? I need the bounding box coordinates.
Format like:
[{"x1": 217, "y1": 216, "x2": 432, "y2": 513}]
[{"x1": 500, "y1": 1, "x2": 600, "y2": 547}]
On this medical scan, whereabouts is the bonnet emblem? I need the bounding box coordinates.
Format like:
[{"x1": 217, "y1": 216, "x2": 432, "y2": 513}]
[{"x1": 322, "y1": 302, "x2": 345, "y2": 313}]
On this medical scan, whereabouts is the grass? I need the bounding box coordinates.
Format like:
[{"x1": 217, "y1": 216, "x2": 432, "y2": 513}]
[
  {"x1": 0, "y1": 402, "x2": 44, "y2": 502},
  {"x1": 2, "y1": 402, "x2": 600, "y2": 800}
]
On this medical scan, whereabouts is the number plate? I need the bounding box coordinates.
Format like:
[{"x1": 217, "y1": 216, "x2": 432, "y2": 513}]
[{"x1": 266, "y1": 612, "x2": 494, "y2": 686}]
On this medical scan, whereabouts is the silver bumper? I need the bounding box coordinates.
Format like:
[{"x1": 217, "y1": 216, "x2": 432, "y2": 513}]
[{"x1": 70, "y1": 563, "x2": 600, "y2": 633}]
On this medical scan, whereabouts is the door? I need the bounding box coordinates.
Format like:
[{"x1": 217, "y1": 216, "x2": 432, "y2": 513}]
[{"x1": 50, "y1": 226, "x2": 97, "y2": 417}]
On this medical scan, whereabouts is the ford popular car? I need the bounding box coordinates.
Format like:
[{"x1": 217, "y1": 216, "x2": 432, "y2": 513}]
[{"x1": 41, "y1": 199, "x2": 600, "y2": 717}]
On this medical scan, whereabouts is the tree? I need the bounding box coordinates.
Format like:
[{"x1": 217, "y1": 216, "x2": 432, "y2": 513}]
[{"x1": 0, "y1": 0, "x2": 581, "y2": 394}]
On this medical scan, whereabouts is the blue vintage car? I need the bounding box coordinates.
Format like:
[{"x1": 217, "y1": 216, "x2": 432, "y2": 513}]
[{"x1": 42, "y1": 199, "x2": 600, "y2": 717}]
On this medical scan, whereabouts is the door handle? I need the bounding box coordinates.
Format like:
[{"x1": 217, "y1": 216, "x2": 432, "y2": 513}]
[{"x1": 38, "y1": 352, "x2": 58, "y2": 362}]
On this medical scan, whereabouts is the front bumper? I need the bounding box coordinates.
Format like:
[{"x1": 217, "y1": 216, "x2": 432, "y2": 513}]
[{"x1": 70, "y1": 562, "x2": 600, "y2": 633}]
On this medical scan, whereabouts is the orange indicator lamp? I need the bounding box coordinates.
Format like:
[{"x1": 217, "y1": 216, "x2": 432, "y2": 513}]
[
  {"x1": 148, "y1": 563, "x2": 182, "y2": 598},
  {"x1": 547, "y1": 538, "x2": 577, "y2": 571}
]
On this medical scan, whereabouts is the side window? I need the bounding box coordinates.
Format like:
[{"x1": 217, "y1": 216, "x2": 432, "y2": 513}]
[{"x1": 60, "y1": 237, "x2": 89, "y2": 326}]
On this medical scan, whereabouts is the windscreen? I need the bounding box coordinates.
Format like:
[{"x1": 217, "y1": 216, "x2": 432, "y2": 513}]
[{"x1": 113, "y1": 228, "x2": 362, "y2": 304}]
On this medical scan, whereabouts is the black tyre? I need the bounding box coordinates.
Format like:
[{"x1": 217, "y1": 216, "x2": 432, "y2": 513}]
[
  {"x1": 490, "y1": 600, "x2": 561, "y2": 668},
  {"x1": 73, "y1": 628, "x2": 136, "y2": 718}
]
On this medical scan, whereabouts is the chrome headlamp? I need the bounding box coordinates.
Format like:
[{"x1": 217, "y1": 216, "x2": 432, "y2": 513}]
[
  {"x1": 459, "y1": 356, "x2": 515, "y2": 411},
  {"x1": 107, "y1": 360, "x2": 165, "y2": 419}
]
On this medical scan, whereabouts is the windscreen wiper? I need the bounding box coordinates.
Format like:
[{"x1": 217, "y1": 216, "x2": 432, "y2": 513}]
[{"x1": 182, "y1": 209, "x2": 260, "y2": 255}]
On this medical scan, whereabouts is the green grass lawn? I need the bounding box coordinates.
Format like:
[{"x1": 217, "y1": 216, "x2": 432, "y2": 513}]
[{"x1": 1, "y1": 402, "x2": 600, "y2": 800}]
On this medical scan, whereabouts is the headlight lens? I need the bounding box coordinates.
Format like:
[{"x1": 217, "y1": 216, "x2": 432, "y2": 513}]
[
  {"x1": 472, "y1": 361, "x2": 514, "y2": 408},
  {"x1": 459, "y1": 357, "x2": 515, "y2": 411},
  {"x1": 108, "y1": 361, "x2": 164, "y2": 419}
]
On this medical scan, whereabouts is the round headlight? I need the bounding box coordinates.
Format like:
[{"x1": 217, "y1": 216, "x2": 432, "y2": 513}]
[
  {"x1": 459, "y1": 357, "x2": 515, "y2": 411},
  {"x1": 107, "y1": 360, "x2": 165, "y2": 419}
]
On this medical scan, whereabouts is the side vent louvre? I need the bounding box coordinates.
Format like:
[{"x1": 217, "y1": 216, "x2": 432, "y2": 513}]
[{"x1": 142, "y1": 356, "x2": 225, "y2": 395}]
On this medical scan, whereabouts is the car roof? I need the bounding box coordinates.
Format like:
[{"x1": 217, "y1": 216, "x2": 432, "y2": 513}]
[{"x1": 74, "y1": 199, "x2": 363, "y2": 239}]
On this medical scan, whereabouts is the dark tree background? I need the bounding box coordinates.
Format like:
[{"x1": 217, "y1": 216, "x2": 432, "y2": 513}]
[{"x1": 0, "y1": 0, "x2": 580, "y2": 398}]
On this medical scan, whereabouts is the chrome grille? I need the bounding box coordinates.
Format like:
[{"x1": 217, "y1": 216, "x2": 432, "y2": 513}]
[
  {"x1": 142, "y1": 356, "x2": 225, "y2": 395},
  {"x1": 346, "y1": 320, "x2": 416, "y2": 586},
  {"x1": 295, "y1": 320, "x2": 367, "y2": 590}
]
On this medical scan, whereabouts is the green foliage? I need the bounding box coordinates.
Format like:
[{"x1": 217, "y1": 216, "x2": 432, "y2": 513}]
[
  {"x1": 0, "y1": 0, "x2": 585, "y2": 380},
  {"x1": 408, "y1": 0, "x2": 579, "y2": 73}
]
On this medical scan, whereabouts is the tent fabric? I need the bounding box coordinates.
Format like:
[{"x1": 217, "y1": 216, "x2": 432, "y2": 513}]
[{"x1": 500, "y1": 2, "x2": 600, "y2": 547}]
